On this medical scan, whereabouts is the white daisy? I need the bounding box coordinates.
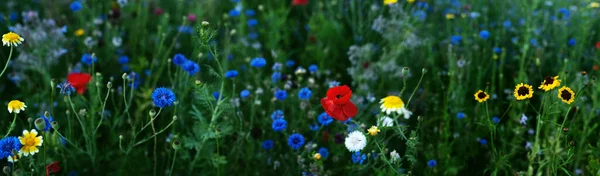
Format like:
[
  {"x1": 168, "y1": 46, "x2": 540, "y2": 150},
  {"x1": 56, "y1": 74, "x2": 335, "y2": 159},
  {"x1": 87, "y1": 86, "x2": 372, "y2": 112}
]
[{"x1": 345, "y1": 131, "x2": 367, "y2": 152}]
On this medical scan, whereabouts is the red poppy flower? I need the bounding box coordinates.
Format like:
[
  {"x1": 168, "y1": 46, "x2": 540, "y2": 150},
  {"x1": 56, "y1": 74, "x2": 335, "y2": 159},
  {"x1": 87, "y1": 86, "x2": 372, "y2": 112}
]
[
  {"x1": 67, "y1": 72, "x2": 92, "y2": 94},
  {"x1": 292, "y1": 0, "x2": 308, "y2": 6},
  {"x1": 595, "y1": 42, "x2": 600, "y2": 49},
  {"x1": 46, "y1": 161, "x2": 60, "y2": 176},
  {"x1": 320, "y1": 85, "x2": 358, "y2": 121}
]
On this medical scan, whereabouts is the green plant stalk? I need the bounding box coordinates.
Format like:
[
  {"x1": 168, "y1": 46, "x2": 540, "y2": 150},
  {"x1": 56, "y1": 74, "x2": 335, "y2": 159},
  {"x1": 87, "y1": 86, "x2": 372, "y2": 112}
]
[
  {"x1": 0, "y1": 46, "x2": 14, "y2": 79},
  {"x1": 406, "y1": 69, "x2": 426, "y2": 107},
  {"x1": 151, "y1": 116, "x2": 157, "y2": 176},
  {"x1": 4, "y1": 113, "x2": 17, "y2": 138},
  {"x1": 169, "y1": 149, "x2": 178, "y2": 176},
  {"x1": 94, "y1": 86, "x2": 112, "y2": 134}
]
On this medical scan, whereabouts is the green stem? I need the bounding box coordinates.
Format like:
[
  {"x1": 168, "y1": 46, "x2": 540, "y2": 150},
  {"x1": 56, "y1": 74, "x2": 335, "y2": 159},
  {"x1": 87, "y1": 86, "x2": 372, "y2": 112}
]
[
  {"x1": 169, "y1": 150, "x2": 178, "y2": 176},
  {"x1": 4, "y1": 113, "x2": 17, "y2": 138},
  {"x1": 0, "y1": 46, "x2": 14, "y2": 79},
  {"x1": 151, "y1": 117, "x2": 157, "y2": 176},
  {"x1": 132, "y1": 117, "x2": 176, "y2": 147},
  {"x1": 406, "y1": 69, "x2": 426, "y2": 107}
]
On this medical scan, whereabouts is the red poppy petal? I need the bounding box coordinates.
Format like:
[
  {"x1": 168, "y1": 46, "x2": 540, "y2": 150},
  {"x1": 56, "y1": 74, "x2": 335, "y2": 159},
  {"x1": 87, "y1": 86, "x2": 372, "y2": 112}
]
[{"x1": 342, "y1": 102, "x2": 358, "y2": 118}]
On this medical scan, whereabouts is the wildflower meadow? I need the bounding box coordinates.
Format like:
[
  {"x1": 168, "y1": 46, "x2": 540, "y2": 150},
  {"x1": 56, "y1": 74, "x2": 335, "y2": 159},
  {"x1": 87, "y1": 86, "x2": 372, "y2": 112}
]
[{"x1": 1, "y1": 0, "x2": 600, "y2": 175}]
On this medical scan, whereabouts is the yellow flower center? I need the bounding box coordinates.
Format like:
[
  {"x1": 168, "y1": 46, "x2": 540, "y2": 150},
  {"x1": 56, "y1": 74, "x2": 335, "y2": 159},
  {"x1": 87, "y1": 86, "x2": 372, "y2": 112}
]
[
  {"x1": 381, "y1": 96, "x2": 404, "y2": 108},
  {"x1": 8, "y1": 100, "x2": 25, "y2": 110},
  {"x1": 3, "y1": 32, "x2": 21, "y2": 42},
  {"x1": 26, "y1": 138, "x2": 36, "y2": 146}
]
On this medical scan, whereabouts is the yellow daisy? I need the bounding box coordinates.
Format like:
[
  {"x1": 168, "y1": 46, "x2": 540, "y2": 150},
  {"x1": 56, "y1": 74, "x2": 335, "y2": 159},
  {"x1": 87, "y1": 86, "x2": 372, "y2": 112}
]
[
  {"x1": 2, "y1": 32, "x2": 24, "y2": 47},
  {"x1": 383, "y1": 0, "x2": 398, "y2": 5},
  {"x1": 18, "y1": 129, "x2": 43, "y2": 156},
  {"x1": 7, "y1": 152, "x2": 21, "y2": 163},
  {"x1": 313, "y1": 153, "x2": 321, "y2": 160},
  {"x1": 446, "y1": 13, "x2": 455, "y2": 20},
  {"x1": 558, "y1": 86, "x2": 575, "y2": 104},
  {"x1": 367, "y1": 126, "x2": 380, "y2": 136},
  {"x1": 474, "y1": 90, "x2": 490, "y2": 103},
  {"x1": 538, "y1": 76, "x2": 561, "y2": 91},
  {"x1": 7, "y1": 100, "x2": 27, "y2": 114},
  {"x1": 514, "y1": 83, "x2": 534, "y2": 100},
  {"x1": 75, "y1": 29, "x2": 85, "y2": 37}
]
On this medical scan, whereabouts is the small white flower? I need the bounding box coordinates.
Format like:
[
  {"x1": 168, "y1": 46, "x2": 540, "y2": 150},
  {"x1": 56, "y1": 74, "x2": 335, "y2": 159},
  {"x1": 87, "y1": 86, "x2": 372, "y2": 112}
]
[
  {"x1": 345, "y1": 131, "x2": 367, "y2": 152},
  {"x1": 112, "y1": 37, "x2": 122, "y2": 47},
  {"x1": 378, "y1": 116, "x2": 394, "y2": 127},
  {"x1": 390, "y1": 150, "x2": 400, "y2": 162}
]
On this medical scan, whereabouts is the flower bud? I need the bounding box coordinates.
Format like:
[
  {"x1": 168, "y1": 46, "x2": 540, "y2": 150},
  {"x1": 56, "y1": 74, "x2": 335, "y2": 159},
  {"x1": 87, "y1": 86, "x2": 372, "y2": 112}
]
[
  {"x1": 27, "y1": 117, "x2": 33, "y2": 123},
  {"x1": 402, "y1": 67, "x2": 410, "y2": 77},
  {"x1": 2, "y1": 166, "x2": 9, "y2": 175},
  {"x1": 149, "y1": 109, "x2": 157, "y2": 117},
  {"x1": 422, "y1": 68, "x2": 428, "y2": 74},
  {"x1": 258, "y1": 5, "x2": 264, "y2": 11},
  {"x1": 51, "y1": 78, "x2": 57, "y2": 88},
  {"x1": 122, "y1": 73, "x2": 128, "y2": 80},
  {"x1": 562, "y1": 127, "x2": 568, "y2": 133},
  {"x1": 230, "y1": 29, "x2": 237, "y2": 35},
  {"x1": 34, "y1": 118, "x2": 46, "y2": 131},
  {"x1": 173, "y1": 116, "x2": 178, "y2": 121},
  {"x1": 172, "y1": 140, "x2": 181, "y2": 150},
  {"x1": 51, "y1": 121, "x2": 59, "y2": 130},
  {"x1": 119, "y1": 135, "x2": 123, "y2": 140},
  {"x1": 107, "y1": 82, "x2": 112, "y2": 88},
  {"x1": 201, "y1": 21, "x2": 210, "y2": 26},
  {"x1": 44, "y1": 111, "x2": 51, "y2": 118}
]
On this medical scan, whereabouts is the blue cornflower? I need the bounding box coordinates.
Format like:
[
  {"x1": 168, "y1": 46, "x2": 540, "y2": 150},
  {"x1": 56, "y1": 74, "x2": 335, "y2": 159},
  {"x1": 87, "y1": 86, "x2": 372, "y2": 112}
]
[
  {"x1": 318, "y1": 147, "x2": 329, "y2": 158},
  {"x1": 427, "y1": 159, "x2": 437, "y2": 168},
  {"x1": 118, "y1": 56, "x2": 129, "y2": 64},
  {"x1": 285, "y1": 60, "x2": 295, "y2": 67},
  {"x1": 530, "y1": 39, "x2": 538, "y2": 47},
  {"x1": 558, "y1": 8, "x2": 570, "y2": 19},
  {"x1": 121, "y1": 65, "x2": 130, "y2": 72},
  {"x1": 247, "y1": 19, "x2": 258, "y2": 27},
  {"x1": 568, "y1": 38, "x2": 576, "y2": 47},
  {"x1": 70, "y1": 1, "x2": 83, "y2": 12},
  {"x1": 308, "y1": 64, "x2": 318, "y2": 73},
  {"x1": 81, "y1": 54, "x2": 97, "y2": 65},
  {"x1": 225, "y1": 70, "x2": 239, "y2": 78},
  {"x1": 173, "y1": 54, "x2": 188, "y2": 66},
  {"x1": 287, "y1": 133, "x2": 305, "y2": 150},
  {"x1": 328, "y1": 81, "x2": 340, "y2": 88},
  {"x1": 503, "y1": 20, "x2": 511, "y2": 28},
  {"x1": 414, "y1": 10, "x2": 427, "y2": 21},
  {"x1": 57, "y1": 81, "x2": 76, "y2": 96},
  {"x1": 492, "y1": 116, "x2": 500, "y2": 124},
  {"x1": 151, "y1": 87, "x2": 176, "y2": 108},
  {"x1": 182, "y1": 60, "x2": 200, "y2": 76},
  {"x1": 178, "y1": 25, "x2": 194, "y2": 34},
  {"x1": 450, "y1": 35, "x2": 462, "y2": 45},
  {"x1": 520, "y1": 114, "x2": 528, "y2": 125},
  {"x1": 240, "y1": 90, "x2": 250, "y2": 98},
  {"x1": 229, "y1": 9, "x2": 241, "y2": 17},
  {"x1": 212, "y1": 91, "x2": 221, "y2": 100},
  {"x1": 456, "y1": 112, "x2": 466, "y2": 119},
  {"x1": 479, "y1": 30, "x2": 490, "y2": 40},
  {"x1": 479, "y1": 138, "x2": 488, "y2": 145},
  {"x1": 245, "y1": 9, "x2": 256, "y2": 16},
  {"x1": 317, "y1": 112, "x2": 333, "y2": 126},
  {"x1": 262, "y1": 140, "x2": 274, "y2": 150},
  {"x1": 272, "y1": 63, "x2": 283, "y2": 71},
  {"x1": 493, "y1": 47, "x2": 502, "y2": 54},
  {"x1": 346, "y1": 123, "x2": 358, "y2": 132},
  {"x1": 250, "y1": 57, "x2": 267, "y2": 68},
  {"x1": 0, "y1": 137, "x2": 21, "y2": 159},
  {"x1": 36, "y1": 115, "x2": 54, "y2": 132},
  {"x1": 271, "y1": 110, "x2": 284, "y2": 120},
  {"x1": 274, "y1": 90, "x2": 287, "y2": 100},
  {"x1": 309, "y1": 123, "x2": 319, "y2": 131},
  {"x1": 272, "y1": 119, "x2": 287, "y2": 132},
  {"x1": 271, "y1": 72, "x2": 282, "y2": 83},
  {"x1": 227, "y1": 54, "x2": 233, "y2": 61},
  {"x1": 248, "y1": 32, "x2": 259, "y2": 40},
  {"x1": 298, "y1": 87, "x2": 312, "y2": 100},
  {"x1": 351, "y1": 152, "x2": 367, "y2": 164},
  {"x1": 9, "y1": 12, "x2": 18, "y2": 22}
]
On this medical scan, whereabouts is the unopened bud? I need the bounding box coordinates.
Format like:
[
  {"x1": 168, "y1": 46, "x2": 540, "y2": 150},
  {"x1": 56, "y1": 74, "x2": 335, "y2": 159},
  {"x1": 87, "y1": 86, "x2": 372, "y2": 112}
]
[
  {"x1": 107, "y1": 82, "x2": 112, "y2": 88},
  {"x1": 230, "y1": 29, "x2": 237, "y2": 35},
  {"x1": 51, "y1": 78, "x2": 57, "y2": 87},
  {"x1": 535, "y1": 58, "x2": 541, "y2": 66},
  {"x1": 258, "y1": 5, "x2": 264, "y2": 11},
  {"x1": 51, "y1": 121, "x2": 59, "y2": 130},
  {"x1": 173, "y1": 116, "x2": 178, "y2": 121},
  {"x1": 172, "y1": 140, "x2": 181, "y2": 150},
  {"x1": 422, "y1": 68, "x2": 428, "y2": 74},
  {"x1": 44, "y1": 111, "x2": 51, "y2": 118},
  {"x1": 27, "y1": 117, "x2": 33, "y2": 123},
  {"x1": 122, "y1": 73, "x2": 128, "y2": 80},
  {"x1": 569, "y1": 141, "x2": 575, "y2": 146},
  {"x1": 96, "y1": 72, "x2": 102, "y2": 77},
  {"x1": 201, "y1": 21, "x2": 210, "y2": 26},
  {"x1": 149, "y1": 109, "x2": 157, "y2": 117},
  {"x1": 119, "y1": 135, "x2": 123, "y2": 140},
  {"x1": 3, "y1": 166, "x2": 9, "y2": 174},
  {"x1": 402, "y1": 67, "x2": 410, "y2": 77},
  {"x1": 34, "y1": 118, "x2": 46, "y2": 131}
]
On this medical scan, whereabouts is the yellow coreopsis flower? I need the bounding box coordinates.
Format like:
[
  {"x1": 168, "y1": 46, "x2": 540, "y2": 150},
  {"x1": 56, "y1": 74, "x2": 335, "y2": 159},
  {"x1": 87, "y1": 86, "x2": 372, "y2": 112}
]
[
  {"x1": 75, "y1": 29, "x2": 85, "y2": 36},
  {"x1": 384, "y1": 0, "x2": 398, "y2": 5},
  {"x1": 446, "y1": 13, "x2": 455, "y2": 20},
  {"x1": 514, "y1": 83, "x2": 534, "y2": 100},
  {"x1": 2, "y1": 32, "x2": 24, "y2": 47},
  {"x1": 7, "y1": 100, "x2": 27, "y2": 114},
  {"x1": 558, "y1": 86, "x2": 575, "y2": 104},
  {"x1": 367, "y1": 126, "x2": 380, "y2": 136},
  {"x1": 474, "y1": 90, "x2": 490, "y2": 103},
  {"x1": 19, "y1": 129, "x2": 43, "y2": 156},
  {"x1": 538, "y1": 76, "x2": 561, "y2": 91}
]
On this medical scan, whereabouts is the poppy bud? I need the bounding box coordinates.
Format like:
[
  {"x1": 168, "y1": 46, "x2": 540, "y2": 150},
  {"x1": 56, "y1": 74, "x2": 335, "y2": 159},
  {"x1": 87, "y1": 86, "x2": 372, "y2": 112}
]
[
  {"x1": 201, "y1": 21, "x2": 210, "y2": 26},
  {"x1": 51, "y1": 78, "x2": 57, "y2": 88},
  {"x1": 107, "y1": 82, "x2": 112, "y2": 88},
  {"x1": 34, "y1": 118, "x2": 46, "y2": 131},
  {"x1": 172, "y1": 140, "x2": 181, "y2": 150},
  {"x1": 2, "y1": 166, "x2": 9, "y2": 175},
  {"x1": 122, "y1": 73, "x2": 128, "y2": 80},
  {"x1": 149, "y1": 109, "x2": 156, "y2": 117},
  {"x1": 173, "y1": 116, "x2": 178, "y2": 121},
  {"x1": 51, "y1": 121, "x2": 59, "y2": 130},
  {"x1": 44, "y1": 111, "x2": 51, "y2": 118},
  {"x1": 422, "y1": 68, "x2": 428, "y2": 74},
  {"x1": 402, "y1": 67, "x2": 410, "y2": 77}
]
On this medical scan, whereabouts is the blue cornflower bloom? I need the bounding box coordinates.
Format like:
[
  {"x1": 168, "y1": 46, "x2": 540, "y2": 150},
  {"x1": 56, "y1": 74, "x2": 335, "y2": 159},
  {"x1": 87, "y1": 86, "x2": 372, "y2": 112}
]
[
  {"x1": 9, "y1": 12, "x2": 18, "y2": 22},
  {"x1": 229, "y1": 9, "x2": 241, "y2": 17},
  {"x1": 479, "y1": 30, "x2": 490, "y2": 39},
  {"x1": 272, "y1": 119, "x2": 287, "y2": 132},
  {"x1": 416, "y1": 1, "x2": 428, "y2": 9},
  {"x1": 274, "y1": 90, "x2": 287, "y2": 100},
  {"x1": 414, "y1": 10, "x2": 427, "y2": 21},
  {"x1": 558, "y1": 8, "x2": 570, "y2": 19},
  {"x1": 118, "y1": 56, "x2": 129, "y2": 64},
  {"x1": 351, "y1": 152, "x2": 367, "y2": 164},
  {"x1": 456, "y1": 112, "x2": 466, "y2": 119},
  {"x1": 479, "y1": 139, "x2": 488, "y2": 145},
  {"x1": 178, "y1": 25, "x2": 194, "y2": 34},
  {"x1": 450, "y1": 35, "x2": 462, "y2": 45},
  {"x1": 329, "y1": 81, "x2": 340, "y2": 88},
  {"x1": 520, "y1": 114, "x2": 528, "y2": 125},
  {"x1": 272, "y1": 63, "x2": 283, "y2": 71},
  {"x1": 81, "y1": 54, "x2": 97, "y2": 65},
  {"x1": 70, "y1": 1, "x2": 83, "y2": 12},
  {"x1": 0, "y1": 137, "x2": 21, "y2": 159},
  {"x1": 247, "y1": 19, "x2": 258, "y2": 27},
  {"x1": 151, "y1": 87, "x2": 176, "y2": 108},
  {"x1": 271, "y1": 72, "x2": 282, "y2": 83},
  {"x1": 308, "y1": 64, "x2": 318, "y2": 73},
  {"x1": 121, "y1": 65, "x2": 131, "y2": 72},
  {"x1": 568, "y1": 38, "x2": 576, "y2": 47},
  {"x1": 503, "y1": 20, "x2": 511, "y2": 28},
  {"x1": 262, "y1": 140, "x2": 274, "y2": 150},
  {"x1": 57, "y1": 82, "x2": 76, "y2": 96},
  {"x1": 212, "y1": 92, "x2": 221, "y2": 100},
  {"x1": 248, "y1": 32, "x2": 259, "y2": 40},
  {"x1": 250, "y1": 57, "x2": 267, "y2": 68},
  {"x1": 492, "y1": 116, "x2": 500, "y2": 124},
  {"x1": 182, "y1": 60, "x2": 200, "y2": 76},
  {"x1": 225, "y1": 70, "x2": 239, "y2": 78},
  {"x1": 493, "y1": 47, "x2": 502, "y2": 54},
  {"x1": 317, "y1": 112, "x2": 333, "y2": 126},
  {"x1": 173, "y1": 54, "x2": 188, "y2": 66},
  {"x1": 298, "y1": 87, "x2": 312, "y2": 100},
  {"x1": 346, "y1": 123, "x2": 358, "y2": 132},
  {"x1": 240, "y1": 90, "x2": 250, "y2": 98},
  {"x1": 285, "y1": 60, "x2": 295, "y2": 67},
  {"x1": 37, "y1": 115, "x2": 54, "y2": 132},
  {"x1": 287, "y1": 133, "x2": 305, "y2": 150},
  {"x1": 271, "y1": 110, "x2": 284, "y2": 120},
  {"x1": 530, "y1": 39, "x2": 538, "y2": 47},
  {"x1": 318, "y1": 147, "x2": 329, "y2": 158},
  {"x1": 245, "y1": 9, "x2": 256, "y2": 16},
  {"x1": 309, "y1": 123, "x2": 319, "y2": 131},
  {"x1": 427, "y1": 159, "x2": 437, "y2": 168}
]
